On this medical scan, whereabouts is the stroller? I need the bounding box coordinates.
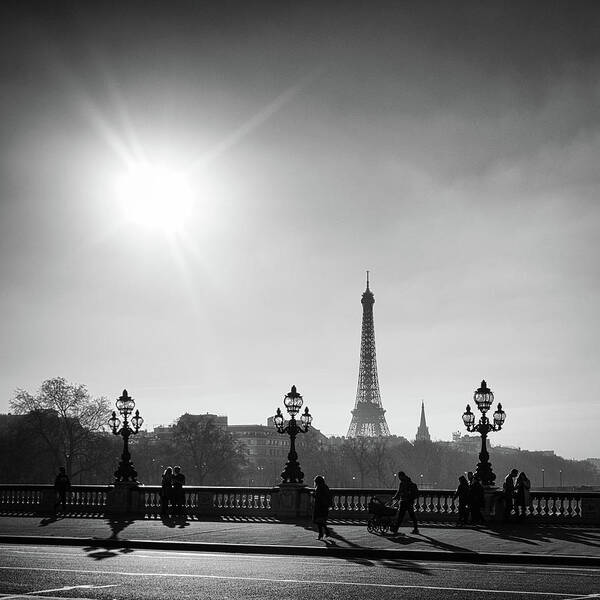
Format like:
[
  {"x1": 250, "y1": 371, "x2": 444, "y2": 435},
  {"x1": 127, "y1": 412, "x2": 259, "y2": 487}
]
[{"x1": 367, "y1": 496, "x2": 398, "y2": 534}]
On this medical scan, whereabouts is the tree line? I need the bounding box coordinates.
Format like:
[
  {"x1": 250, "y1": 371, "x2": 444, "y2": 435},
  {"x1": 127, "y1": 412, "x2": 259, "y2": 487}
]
[{"x1": 2, "y1": 377, "x2": 598, "y2": 489}]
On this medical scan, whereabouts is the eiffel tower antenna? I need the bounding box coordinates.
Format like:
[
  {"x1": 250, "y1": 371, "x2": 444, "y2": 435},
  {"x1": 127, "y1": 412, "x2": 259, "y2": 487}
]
[{"x1": 346, "y1": 273, "x2": 391, "y2": 437}]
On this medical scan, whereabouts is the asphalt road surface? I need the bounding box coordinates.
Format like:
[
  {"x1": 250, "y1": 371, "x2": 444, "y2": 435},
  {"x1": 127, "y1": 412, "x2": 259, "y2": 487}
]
[{"x1": 0, "y1": 545, "x2": 598, "y2": 600}]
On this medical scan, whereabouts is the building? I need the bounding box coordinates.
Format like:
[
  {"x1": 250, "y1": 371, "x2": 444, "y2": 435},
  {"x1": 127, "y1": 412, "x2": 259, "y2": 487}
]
[
  {"x1": 229, "y1": 420, "x2": 328, "y2": 486},
  {"x1": 445, "y1": 431, "x2": 489, "y2": 452},
  {"x1": 587, "y1": 458, "x2": 600, "y2": 472}
]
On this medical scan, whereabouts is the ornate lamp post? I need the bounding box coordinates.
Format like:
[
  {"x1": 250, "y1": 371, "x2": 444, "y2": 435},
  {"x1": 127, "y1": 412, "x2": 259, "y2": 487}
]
[
  {"x1": 273, "y1": 385, "x2": 312, "y2": 484},
  {"x1": 462, "y1": 380, "x2": 506, "y2": 486},
  {"x1": 109, "y1": 389, "x2": 144, "y2": 483}
]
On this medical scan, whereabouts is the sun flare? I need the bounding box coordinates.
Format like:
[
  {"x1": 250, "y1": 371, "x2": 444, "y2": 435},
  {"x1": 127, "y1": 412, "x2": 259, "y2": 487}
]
[{"x1": 118, "y1": 166, "x2": 193, "y2": 232}]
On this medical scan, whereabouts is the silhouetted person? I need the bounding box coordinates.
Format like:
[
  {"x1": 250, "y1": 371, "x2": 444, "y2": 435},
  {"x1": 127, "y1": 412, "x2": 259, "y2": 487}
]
[
  {"x1": 454, "y1": 475, "x2": 470, "y2": 526},
  {"x1": 54, "y1": 467, "x2": 70, "y2": 514},
  {"x1": 515, "y1": 471, "x2": 532, "y2": 519},
  {"x1": 391, "y1": 471, "x2": 419, "y2": 534},
  {"x1": 468, "y1": 473, "x2": 485, "y2": 524},
  {"x1": 172, "y1": 466, "x2": 186, "y2": 516},
  {"x1": 160, "y1": 467, "x2": 173, "y2": 517},
  {"x1": 312, "y1": 475, "x2": 333, "y2": 540},
  {"x1": 503, "y1": 468, "x2": 519, "y2": 520}
]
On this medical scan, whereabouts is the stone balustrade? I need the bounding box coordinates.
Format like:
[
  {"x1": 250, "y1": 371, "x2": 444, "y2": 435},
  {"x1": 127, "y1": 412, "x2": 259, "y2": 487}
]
[
  {"x1": 1, "y1": 484, "x2": 598, "y2": 524},
  {"x1": 329, "y1": 488, "x2": 600, "y2": 523},
  {"x1": 0, "y1": 484, "x2": 111, "y2": 515}
]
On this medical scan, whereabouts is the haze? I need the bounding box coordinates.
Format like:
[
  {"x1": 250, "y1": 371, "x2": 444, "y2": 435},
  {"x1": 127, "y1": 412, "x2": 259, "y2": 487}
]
[{"x1": 1, "y1": 2, "x2": 599, "y2": 459}]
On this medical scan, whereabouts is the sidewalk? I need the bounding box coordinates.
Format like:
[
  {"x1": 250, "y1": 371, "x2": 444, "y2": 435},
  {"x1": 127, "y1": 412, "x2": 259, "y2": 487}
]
[{"x1": 0, "y1": 515, "x2": 598, "y2": 566}]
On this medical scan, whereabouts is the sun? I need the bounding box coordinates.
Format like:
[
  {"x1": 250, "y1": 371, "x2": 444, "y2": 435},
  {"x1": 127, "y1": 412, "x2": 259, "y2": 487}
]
[{"x1": 118, "y1": 165, "x2": 193, "y2": 232}]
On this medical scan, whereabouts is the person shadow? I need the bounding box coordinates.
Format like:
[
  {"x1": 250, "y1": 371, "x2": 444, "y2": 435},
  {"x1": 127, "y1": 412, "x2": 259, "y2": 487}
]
[{"x1": 324, "y1": 527, "x2": 431, "y2": 575}]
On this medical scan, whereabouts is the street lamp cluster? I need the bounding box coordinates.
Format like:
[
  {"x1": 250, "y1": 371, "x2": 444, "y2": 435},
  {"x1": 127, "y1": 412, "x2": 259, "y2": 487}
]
[
  {"x1": 273, "y1": 385, "x2": 312, "y2": 484},
  {"x1": 109, "y1": 389, "x2": 144, "y2": 483},
  {"x1": 105, "y1": 384, "x2": 316, "y2": 488},
  {"x1": 462, "y1": 380, "x2": 506, "y2": 486},
  {"x1": 105, "y1": 380, "x2": 508, "y2": 493}
]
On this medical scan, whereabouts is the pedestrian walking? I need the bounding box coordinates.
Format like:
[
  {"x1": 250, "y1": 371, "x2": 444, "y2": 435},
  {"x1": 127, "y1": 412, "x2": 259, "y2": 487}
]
[
  {"x1": 391, "y1": 471, "x2": 420, "y2": 534},
  {"x1": 160, "y1": 467, "x2": 173, "y2": 517},
  {"x1": 503, "y1": 468, "x2": 519, "y2": 520},
  {"x1": 515, "y1": 471, "x2": 532, "y2": 519},
  {"x1": 454, "y1": 475, "x2": 470, "y2": 526},
  {"x1": 468, "y1": 473, "x2": 485, "y2": 524},
  {"x1": 312, "y1": 475, "x2": 333, "y2": 540},
  {"x1": 54, "y1": 467, "x2": 70, "y2": 514},
  {"x1": 172, "y1": 466, "x2": 186, "y2": 516}
]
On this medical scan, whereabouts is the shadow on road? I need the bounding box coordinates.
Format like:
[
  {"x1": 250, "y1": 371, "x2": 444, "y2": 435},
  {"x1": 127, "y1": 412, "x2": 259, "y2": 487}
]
[
  {"x1": 82, "y1": 545, "x2": 135, "y2": 560},
  {"x1": 107, "y1": 516, "x2": 135, "y2": 539},
  {"x1": 161, "y1": 514, "x2": 190, "y2": 530},
  {"x1": 414, "y1": 533, "x2": 476, "y2": 554},
  {"x1": 477, "y1": 524, "x2": 600, "y2": 549},
  {"x1": 38, "y1": 516, "x2": 60, "y2": 527},
  {"x1": 290, "y1": 520, "x2": 432, "y2": 575}
]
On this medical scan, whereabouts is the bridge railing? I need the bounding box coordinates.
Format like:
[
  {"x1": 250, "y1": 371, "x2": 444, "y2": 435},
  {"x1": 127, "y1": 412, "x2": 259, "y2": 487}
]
[
  {"x1": 143, "y1": 486, "x2": 273, "y2": 518},
  {"x1": 328, "y1": 488, "x2": 600, "y2": 523},
  {"x1": 0, "y1": 484, "x2": 598, "y2": 524},
  {"x1": 0, "y1": 484, "x2": 111, "y2": 515}
]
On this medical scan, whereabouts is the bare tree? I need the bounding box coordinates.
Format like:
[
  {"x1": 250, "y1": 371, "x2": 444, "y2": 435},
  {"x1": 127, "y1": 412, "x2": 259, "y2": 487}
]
[
  {"x1": 343, "y1": 437, "x2": 373, "y2": 487},
  {"x1": 10, "y1": 377, "x2": 111, "y2": 478},
  {"x1": 171, "y1": 414, "x2": 247, "y2": 485},
  {"x1": 364, "y1": 437, "x2": 394, "y2": 487}
]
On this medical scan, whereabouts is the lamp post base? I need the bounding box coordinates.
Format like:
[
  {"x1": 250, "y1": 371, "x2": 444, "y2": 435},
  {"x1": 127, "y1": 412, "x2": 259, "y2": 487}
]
[
  {"x1": 273, "y1": 482, "x2": 310, "y2": 519},
  {"x1": 106, "y1": 481, "x2": 145, "y2": 518},
  {"x1": 475, "y1": 460, "x2": 497, "y2": 487},
  {"x1": 114, "y1": 457, "x2": 139, "y2": 483},
  {"x1": 280, "y1": 459, "x2": 305, "y2": 485}
]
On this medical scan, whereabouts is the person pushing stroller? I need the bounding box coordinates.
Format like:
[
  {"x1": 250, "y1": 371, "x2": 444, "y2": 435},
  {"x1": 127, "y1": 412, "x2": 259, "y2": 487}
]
[{"x1": 390, "y1": 471, "x2": 420, "y2": 534}]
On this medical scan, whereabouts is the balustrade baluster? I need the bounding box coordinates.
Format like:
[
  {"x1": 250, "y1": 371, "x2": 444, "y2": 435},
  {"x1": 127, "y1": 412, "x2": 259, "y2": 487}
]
[
  {"x1": 543, "y1": 495, "x2": 551, "y2": 517},
  {"x1": 441, "y1": 493, "x2": 448, "y2": 515},
  {"x1": 565, "y1": 496, "x2": 572, "y2": 517},
  {"x1": 574, "y1": 496, "x2": 582, "y2": 518},
  {"x1": 434, "y1": 493, "x2": 441, "y2": 515}
]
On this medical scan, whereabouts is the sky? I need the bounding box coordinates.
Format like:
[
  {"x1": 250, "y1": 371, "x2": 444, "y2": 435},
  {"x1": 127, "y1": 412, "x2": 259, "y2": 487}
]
[{"x1": 1, "y1": 1, "x2": 599, "y2": 460}]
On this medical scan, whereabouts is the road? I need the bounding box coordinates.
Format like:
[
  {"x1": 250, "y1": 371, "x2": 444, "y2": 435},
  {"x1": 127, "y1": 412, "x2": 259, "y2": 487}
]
[{"x1": 0, "y1": 544, "x2": 598, "y2": 600}]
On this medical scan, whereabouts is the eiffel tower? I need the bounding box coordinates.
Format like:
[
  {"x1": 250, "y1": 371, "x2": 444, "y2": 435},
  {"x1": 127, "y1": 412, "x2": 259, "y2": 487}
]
[{"x1": 346, "y1": 273, "x2": 391, "y2": 437}]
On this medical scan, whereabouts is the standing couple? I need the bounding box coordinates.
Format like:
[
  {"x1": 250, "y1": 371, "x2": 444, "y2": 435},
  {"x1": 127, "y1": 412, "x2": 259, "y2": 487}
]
[
  {"x1": 503, "y1": 468, "x2": 532, "y2": 519},
  {"x1": 454, "y1": 471, "x2": 485, "y2": 526},
  {"x1": 160, "y1": 465, "x2": 186, "y2": 517}
]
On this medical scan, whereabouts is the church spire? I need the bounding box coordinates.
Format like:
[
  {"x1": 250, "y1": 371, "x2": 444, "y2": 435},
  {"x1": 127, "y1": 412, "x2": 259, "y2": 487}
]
[{"x1": 415, "y1": 400, "x2": 431, "y2": 442}]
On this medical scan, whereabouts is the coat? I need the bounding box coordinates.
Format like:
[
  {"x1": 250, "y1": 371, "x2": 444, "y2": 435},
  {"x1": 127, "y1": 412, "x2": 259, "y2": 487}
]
[
  {"x1": 54, "y1": 473, "x2": 70, "y2": 492},
  {"x1": 503, "y1": 474, "x2": 516, "y2": 497},
  {"x1": 393, "y1": 479, "x2": 418, "y2": 503},
  {"x1": 161, "y1": 473, "x2": 172, "y2": 499},
  {"x1": 469, "y1": 479, "x2": 484, "y2": 506},
  {"x1": 515, "y1": 476, "x2": 531, "y2": 507},
  {"x1": 312, "y1": 484, "x2": 332, "y2": 522},
  {"x1": 454, "y1": 481, "x2": 470, "y2": 505}
]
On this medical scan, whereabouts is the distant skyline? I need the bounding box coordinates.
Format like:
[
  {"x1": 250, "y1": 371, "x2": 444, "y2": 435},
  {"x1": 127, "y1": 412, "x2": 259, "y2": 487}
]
[{"x1": 1, "y1": 2, "x2": 599, "y2": 459}]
